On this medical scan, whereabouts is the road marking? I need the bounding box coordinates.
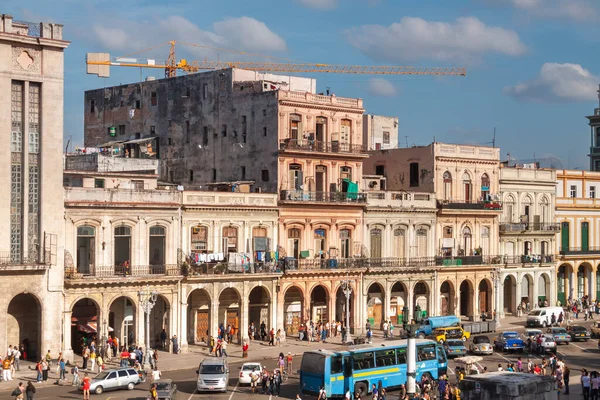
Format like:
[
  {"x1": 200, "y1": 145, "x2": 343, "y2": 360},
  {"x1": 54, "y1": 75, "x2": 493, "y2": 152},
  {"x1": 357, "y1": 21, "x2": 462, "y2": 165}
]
[
  {"x1": 568, "y1": 342, "x2": 586, "y2": 351},
  {"x1": 186, "y1": 389, "x2": 197, "y2": 400},
  {"x1": 447, "y1": 365, "x2": 455, "y2": 375},
  {"x1": 228, "y1": 382, "x2": 239, "y2": 400}
]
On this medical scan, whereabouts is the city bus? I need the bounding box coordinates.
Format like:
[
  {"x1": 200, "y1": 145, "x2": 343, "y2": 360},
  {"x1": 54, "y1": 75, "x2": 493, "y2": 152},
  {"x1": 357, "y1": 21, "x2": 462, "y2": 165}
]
[{"x1": 299, "y1": 339, "x2": 447, "y2": 397}]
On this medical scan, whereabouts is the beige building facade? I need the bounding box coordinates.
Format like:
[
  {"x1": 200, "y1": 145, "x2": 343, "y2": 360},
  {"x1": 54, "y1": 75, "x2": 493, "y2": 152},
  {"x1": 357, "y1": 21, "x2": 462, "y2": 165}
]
[{"x1": 0, "y1": 14, "x2": 68, "y2": 360}]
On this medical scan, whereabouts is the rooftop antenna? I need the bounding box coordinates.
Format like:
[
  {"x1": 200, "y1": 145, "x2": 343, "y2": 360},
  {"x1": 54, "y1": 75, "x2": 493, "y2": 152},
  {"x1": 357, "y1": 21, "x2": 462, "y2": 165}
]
[
  {"x1": 597, "y1": 84, "x2": 600, "y2": 108},
  {"x1": 492, "y1": 127, "x2": 496, "y2": 148}
]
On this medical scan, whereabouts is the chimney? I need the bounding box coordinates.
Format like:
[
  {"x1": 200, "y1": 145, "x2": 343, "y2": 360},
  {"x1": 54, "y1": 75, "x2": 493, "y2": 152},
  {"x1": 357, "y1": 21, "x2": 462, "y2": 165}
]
[{"x1": 0, "y1": 14, "x2": 13, "y2": 33}]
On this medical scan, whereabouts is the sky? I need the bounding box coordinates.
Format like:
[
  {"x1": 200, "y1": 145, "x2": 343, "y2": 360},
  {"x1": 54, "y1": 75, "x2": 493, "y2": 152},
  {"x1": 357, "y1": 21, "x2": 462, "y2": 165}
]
[{"x1": 6, "y1": 0, "x2": 600, "y2": 169}]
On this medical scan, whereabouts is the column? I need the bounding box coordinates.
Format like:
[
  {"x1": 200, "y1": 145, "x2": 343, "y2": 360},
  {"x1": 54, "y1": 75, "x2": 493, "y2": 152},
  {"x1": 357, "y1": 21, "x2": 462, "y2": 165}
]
[
  {"x1": 384, "y1": 283, "x2": 392, "y2": 321},
  {"x1": 180, "y1": 299, "x2": 188, "y2": 352},
  {"x1": 63, "y1": 310, "x2": 73, "y2": 360},
  {"x1": 240, "y1": 283, "x2": 248, "y2": 344},
  {"x1": 211, "y1": 300, "x2": 220, "y2": 339},
  {"x1": 277, "y1": 285, "x2": 285, "y2": 338},
  {"x1": 498, "y1": 274, "x2": 505, "y2": 318},
  {"x1": 272, "y1": 282, "x2": 279, "y2": 334},
  {"x1": 433, "y1": 272, "x2": 439, "y2": 317},
  {"x1": 384, "y1": 224, "x2": 392, "y2": 258},
  {"x1": 136, "y1": 301, "x2": 146, "y2": 348},
  {"x1": 473, "y1": 285, "x2": 479, "y2": 322},
  {"x1": 532, "y1": 272, "x2": 540, "y2": 306},
  {"x1": 328, "y1": 285, "x2": 335, "y2": 325}
]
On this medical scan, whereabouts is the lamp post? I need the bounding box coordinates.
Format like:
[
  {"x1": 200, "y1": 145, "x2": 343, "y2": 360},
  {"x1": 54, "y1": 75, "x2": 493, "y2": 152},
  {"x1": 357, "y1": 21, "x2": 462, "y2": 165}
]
[
  {"x1": 341, "y1": 275, "x2": 353, "y2": 344},
  {"x1": 139, "y1": 285, "x2": 158, "y2": 370},
  {"x1": 403, "y1": 305, "x2": 421, "y2": 397},
  {"x1": 490, "y1": 268, "x2": 502, "y2": 328}
]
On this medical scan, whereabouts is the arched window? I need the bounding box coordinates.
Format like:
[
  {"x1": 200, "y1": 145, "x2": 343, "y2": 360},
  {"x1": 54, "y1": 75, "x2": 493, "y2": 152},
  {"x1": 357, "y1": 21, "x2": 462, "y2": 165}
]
[
  {"x1": 191, "y1": 225, "x2": 208, "y2": 252},
  {"x1": 370, "y1": 228, "x2": 382, "y2": 259},
  {"x1": 149, "y1": 225, "x2": 166, "y2": 269},
  {"x1": 504, "y1": 195, "x2": 515, "y2": 224},
  {"x1": 289, "y1": 114, "x2": 301, "y2": 141},
  {"x1": 461, "y1": 226, "x2": 472, "y2": 256},
  {"x1": 521, "y1": 196, "x2": 532, "y2": 224},
  {"x1": 223, "y1": 226, "x2": 238, "y2": 253},
  {"x1": 288, "y1": 228, "x2": 301, "y2": 259},
  {"x1": 77, "y1": 226, "x2": 95, "y2": 274},
  {"x1": 416, "y1": 228, "x2": 428, "y2": 258},
  {"x1": 462, "y1": 172, "x2": 472, "y2": 203},
  {"x1": 442, "y1": 226, "x2": 453, "y2": 257},
  {"x1": 114, "y1": 226, "x2": 131, "y2": 267},
  {"x1": 480, "y1": 226, "x2": 490, "y2": 256},
  {"x1": 314, "y1": 228, "x2": 327, "y2": 255},
  {"x1": 481, "y1": 173, "x2": 490, "y2": 201},
  {"x1": 340, "y1": 229, "x2": 351, "y2": 258},
  {"x1": 393, "y1": 228, "x2": 406, "y2": 259},
  {"x1": 443, "y1": 171, "x2": 452, "y2": 201},
  {"x1": 252, "y1": 226, "x2": 268, "y2": 252}
]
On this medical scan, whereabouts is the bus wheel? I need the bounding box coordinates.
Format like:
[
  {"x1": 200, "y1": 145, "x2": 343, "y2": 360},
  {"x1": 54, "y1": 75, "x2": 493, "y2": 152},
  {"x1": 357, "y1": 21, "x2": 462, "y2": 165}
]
[{"x1": 354, "y1": 382, "x2": 368, "y2": 397}]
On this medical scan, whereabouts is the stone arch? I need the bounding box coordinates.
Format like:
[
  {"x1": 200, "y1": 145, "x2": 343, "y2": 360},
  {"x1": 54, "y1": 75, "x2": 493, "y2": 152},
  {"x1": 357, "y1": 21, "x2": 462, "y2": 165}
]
[
  {"x1": 503, "y1": 274, "x2": 518, "y2": 314},
  {"x1": 413, "y1": 281, "x2": 430, "y2": 320},
  {"x1": 577, "y1": 262, "x2": 593, "y2": 299},
  {"x1": 218, "y1": 287, "x2": 241, "y2": 344},
  {"x1": 520, "y1": 273, "x2": 534, "y2": 308},
  {"x1": 150, "y1": 294, "x2": 170, "y2": 349},
  {"x1": 459, "y1": 279, "x2": 474, "y2": 318},
  {"x1": 187, "y1": 288, "x2": 212, "y2": 345},
  {"x1": 390, "y1": 281, "x2": 408, "y2": 321},
  {"x1": 366, "y1": 281, "x2": 385, "y2": 328},
  {"x1": 440, "y1": 280, "x2": 456, "y2": 316},
  {"x1": 538, "y1": 273, "x2": 551, "y2": 307},
  {"x1": 108, "y1": 295, "x2": 138, "y2": 349},
  {"x1": 310, "y1": 284, "x2": 330, "y2": 323},
  {"x1": 71, "y1": 296, "x2": 101, "y2": 355},
  {"x1": 283, "y1": 285, "x2": 304, "y2": 336},
  {"x1": 7, "y1": 293, "x2": 42, "y2": 361},
  {"x1": 248, "y1": 286, "x2": 272, "y2": 336},
  {"x1": 478, "y1": 279, "x2": 492, "y2": 315}
]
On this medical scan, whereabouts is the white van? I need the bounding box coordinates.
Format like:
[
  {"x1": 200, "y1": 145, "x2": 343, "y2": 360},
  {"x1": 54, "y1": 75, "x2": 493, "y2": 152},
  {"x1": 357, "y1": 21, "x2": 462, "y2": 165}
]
[{"x1": 526, "y1": 306, "x2": 564, "y2": 327}]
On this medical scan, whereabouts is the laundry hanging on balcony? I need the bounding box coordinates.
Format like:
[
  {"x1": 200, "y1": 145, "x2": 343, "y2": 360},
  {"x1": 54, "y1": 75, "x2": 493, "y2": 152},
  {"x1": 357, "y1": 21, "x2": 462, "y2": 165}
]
[{"x1": 343, "y1": 179, "x2": 359, "y2": 200}]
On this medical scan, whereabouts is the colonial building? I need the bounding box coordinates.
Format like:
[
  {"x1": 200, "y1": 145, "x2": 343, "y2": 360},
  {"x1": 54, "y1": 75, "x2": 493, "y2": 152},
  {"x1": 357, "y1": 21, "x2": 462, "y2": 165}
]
[
  {"x1": 0, "y1": 14, "x2": 68, "y2": 360},
  {"x1": 498, "y1": 164, "x2": 557, "y2": 315},
  {"x1": 362, "y1": 114, "x2": 398, "y2": 150},
  {"x1": 555, "y1": 169, "x2": 600, "y2": 305}
]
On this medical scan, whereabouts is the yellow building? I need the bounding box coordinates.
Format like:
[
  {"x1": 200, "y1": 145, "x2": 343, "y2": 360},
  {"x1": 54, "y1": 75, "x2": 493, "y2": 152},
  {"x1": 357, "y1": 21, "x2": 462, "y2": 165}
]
[{"x1": 556, "y1": 170, "x2": 600, "y2": 304}]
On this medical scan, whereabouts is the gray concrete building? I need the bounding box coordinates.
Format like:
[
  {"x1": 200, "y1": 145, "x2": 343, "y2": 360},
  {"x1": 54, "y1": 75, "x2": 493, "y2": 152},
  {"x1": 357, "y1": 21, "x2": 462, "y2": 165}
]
[{"x1": 0, "y1": 14, "x2": 68, "y2": 360}]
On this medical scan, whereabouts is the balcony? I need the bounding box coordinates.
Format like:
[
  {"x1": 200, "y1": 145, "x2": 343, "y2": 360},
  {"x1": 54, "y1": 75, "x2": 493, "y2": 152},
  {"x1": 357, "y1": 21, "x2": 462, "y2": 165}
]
[
  {"x1": 559, "y1": 247, "x2": 600, "y2": 256},
  {"x1": 0, "y1": 250, "x2": 50, "y2": 271},
  {"x1": 278, "y1": 90, "x2": 363, "y2": 109},
  {"x1": 435, "y1": 254, "x2": 555, "y2": 266},
  {"x1": 65, "y1": 264, "x2": 182, "y2": 280},
  {"x1": 283, "y1": 257, "x2": 436, "y2": 271},
  {"x1": 437, "y1": 200, "x2": 502, "y2": 211},
  {"x1": 279, "y1": 139, "x2": 368, "y2": 155},
  {"x1": 499, "y1": 223, "x2": 561, "y2": 233},
  {"x1": 279, "y1": 190, "x2": 367, "y2": 204},
  {"x1": 366, "y1": 191, "x2": 436, "y2": 209}
]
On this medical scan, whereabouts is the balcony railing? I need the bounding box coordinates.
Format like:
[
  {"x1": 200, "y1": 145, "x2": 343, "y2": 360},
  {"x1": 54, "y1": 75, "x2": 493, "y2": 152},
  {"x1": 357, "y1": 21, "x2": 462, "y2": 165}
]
[
  {"x1": 436, "y1": 254, "x2": 555, "y2": 266},
  {"x1": 437, "y1": 200, "x2": 503, "y2": 210},
  {"x1": 65, "y1": 264, "x2": 182, "y2": 279},
  {"x1": 500, "y1": 223, "x2": 561, "y2": 233},
  {"x1": 280, "y1": 190, "x2": 367, "y2": 203},
  {"x1": 185, "y1": 262, "x2": 284, "y2": 276},
  {"x1": 279, "y1": 139, "x2": 368, "y2": 155},
  {"x1": 283, "y1": 257, "x2": 436, "y2": 271},
  {"x1": 560, "y1": 247, "x2": 600, "y2": 256},
  {"x1": 0, "y1": 250, "x2": 48, "y2": 268}
]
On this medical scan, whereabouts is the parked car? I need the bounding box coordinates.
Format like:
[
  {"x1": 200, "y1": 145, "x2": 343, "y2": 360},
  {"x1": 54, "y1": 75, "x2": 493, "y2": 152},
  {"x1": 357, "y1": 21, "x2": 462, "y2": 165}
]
[
  {"x1": 494, "y1": 331, "x2": 525, "y2": 352},
  {"x1": 547, "y1": 327, "x2": 571, "y2": 345},
  {"x1": 567, "y1": 325, "x2": 590, "y2": 341},
  {"x1": 80, "y1": 368, "x2": 141, "y2": 395},
  {"x1": 592, "y1": 322, "x2": 600, "y2": 338},
  {"x1": 432, "y1": 327, "x2": 471, "y2": 343},
  {"x1": 238, "y1": 362, "x2": 262, "y2": 385},
  {"x1": 154, "y1": 379, "x2": 178, "y2": 400},
  {"x1": 469, "y1": 335, "x2": 493, "y2": 355},
  {"x1": 531, "y1": 334, "x2": 558, "y2": 354},
  {"x1": 196, "y1": 358, "x2": 229, "y2": 393},
  {"x1": 444, "y1": 339, "x2": 468, "y2": 358}
]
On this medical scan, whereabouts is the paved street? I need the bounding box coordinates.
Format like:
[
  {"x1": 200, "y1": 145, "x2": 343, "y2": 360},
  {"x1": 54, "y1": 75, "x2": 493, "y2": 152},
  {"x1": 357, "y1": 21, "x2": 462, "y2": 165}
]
[{"x1": 1, "y1": 316, "x2": 599, "y2": 399}]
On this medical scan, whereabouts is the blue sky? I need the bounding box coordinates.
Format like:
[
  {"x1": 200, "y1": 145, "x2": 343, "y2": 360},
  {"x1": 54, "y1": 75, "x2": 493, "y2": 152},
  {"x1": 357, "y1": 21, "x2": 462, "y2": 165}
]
[{"x1": 6, "y1": 0, "x2": 600, "y2": 168}]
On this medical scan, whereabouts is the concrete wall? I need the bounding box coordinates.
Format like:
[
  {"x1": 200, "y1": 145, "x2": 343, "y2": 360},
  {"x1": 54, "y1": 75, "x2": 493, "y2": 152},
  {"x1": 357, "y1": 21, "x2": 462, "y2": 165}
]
[
  {"x1": 363, "y1": 114, "x2": 398, "y2": 150},
  {"x1": 364, "y1": 146, "x2": 435, "y2": 192}
]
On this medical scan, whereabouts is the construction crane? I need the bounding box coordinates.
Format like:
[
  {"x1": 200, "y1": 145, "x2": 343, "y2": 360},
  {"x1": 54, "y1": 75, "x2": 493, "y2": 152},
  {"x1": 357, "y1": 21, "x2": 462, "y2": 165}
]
[{"x1": 86, "y1": 40, "x2": 466, "y2": 79}]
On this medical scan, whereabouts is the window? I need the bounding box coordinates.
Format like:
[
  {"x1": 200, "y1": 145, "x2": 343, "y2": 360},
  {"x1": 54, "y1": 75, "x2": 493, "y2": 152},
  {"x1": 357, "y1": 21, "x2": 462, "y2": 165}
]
[
  {"x1": 290, "y1": 114, "x2": 301, "y2": 140},
  {"x1": 212, "y1": 169, "x2": 217, "y2": 181},
  {"x1": 243, "y1": 134, "x2": 247, "y2": 144},
  {"x1": 395, "y1": 348, "x2": 407, "y2": 364},
  {"x1": 114, "y1": 226, "x2": 131, "y2": 267},
  {"x1": 118, "y1": 125, "x2": 125, "y2": 136},
  {"x1": 131, "y1": 180, "x2": 144, "y2": 190},
  {"x1": 150, "y1": 126, "x2": 156, "y2": 136},
  {"x1": 189, "y1": 170, "x2": 194, "y2": 182},
  {"x1": 151, "y1": 91, "x2": 157, "y2": 106},
  {"x1": 570, "y1": 185, "x2": 577, "y2": 198},
  {"x1": 186, "y1": 120, "x2": 190, "y2": 143},
  {"x1": 223, "y1": 226, "x2": 238, "y2": 252},
  {"x1": 169, "y1": 170, "x2": 174, "y2": 182},
  {"x1": 135, "y1": 100, "x2": 141, "y2": 109},
  {"x1": 590, "y1": 186, "x2": 596, "y2": 199},
  {"x1": 409, "y1": 162, "x2": 419, "y2": 187},
  {"x1": 149, "y1": 225, "x2": 166, "y2": 268},
  {"x1": 222, "y1": 124, "x2": 227, "y2": 137},
  {"x1": 352, "y1": 352, "x2": 374, "y2": 371},
  {"x1": 241, "y1": 166, "x2": 246, "y2": 180},
  {"x1": 263, "y1": 109, "x2": 267, "y2": 117},
  {"x1": 203, "y1": 126, "x2": 209, "y2": 146},
  {"x1": 481, "y1": 173, "x2": 490, "y2": 200},
  {"x1": 90, "y1": 99, "x2": 95, "y2": 113},
  {"x1": 191, "y1": 226, "x2": 208, "y2": 251},
  {"x1": 167, "y1": 89, "x2": 174, "y2": 101},
  {"x1": 76, "y1": 226, "x2": 95, "y2": 274},
  {"x1": 203, "y1": 83, "x2": 208, "y2": 99},
  {"x1": 375, "y1": 349, "x2": 396, "y2": 367},
  {"x1": 375, "y1": 165, "x2": 385, "y2": 176},
  {"x1": 262, "y1": 169, "x2": 269, "y2": 182},
  {"x1": 94, "y1": 179, "x2": 105, "y2": 188},
  {"x1": 167, "y1": 138, "x2": 172, "y2": 146},
  {"x1": 417, "y1": 344, "x2": 437, "y2": 361},
  {"x1": 443, "y1": 171, "x2": 452, "y2": 201},
  {"x1": 118, "y1": 370, "x2": 128, "y2": 378},
  {"x1": 263, "y1": 127, "x2": 267, "y2": 137},
  {"x1": 331, "y1": 356, "x2": 343, "y2": 374},
  {"x1": 382, "y1": 131, "x2": 390, "y2": 144},
  {"x1": 242, "y1": 115, "x2": 247, "y2": 134}
]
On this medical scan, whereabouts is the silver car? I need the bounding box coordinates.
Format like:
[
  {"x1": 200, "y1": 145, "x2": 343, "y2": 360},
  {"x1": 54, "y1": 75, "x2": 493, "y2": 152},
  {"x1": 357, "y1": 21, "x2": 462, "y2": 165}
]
[
  {"x1": 197, "y1": 358, "x2": 229, "y2": 393},
  {"x1": 470, "y1": 335, "x2": 493, "y2": 355},
  {"x1": 84, "y1": 368, "x2": 141, "y2": 395}
]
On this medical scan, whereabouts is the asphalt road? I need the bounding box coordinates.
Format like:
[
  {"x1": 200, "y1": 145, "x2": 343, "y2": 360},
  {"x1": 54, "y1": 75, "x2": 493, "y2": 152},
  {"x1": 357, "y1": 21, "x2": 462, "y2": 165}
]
[{"x1": 4, "y1": 318, "x2": 599, "y2": 400}]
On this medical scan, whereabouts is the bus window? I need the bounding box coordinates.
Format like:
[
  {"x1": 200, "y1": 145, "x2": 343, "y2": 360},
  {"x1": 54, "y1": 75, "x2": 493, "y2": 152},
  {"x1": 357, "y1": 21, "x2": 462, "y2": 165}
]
[
  {"x1": 396, "y1": 348, "x2": 407, "y2": 364},
  {"x1": 331, "y1": 355, "x2": 343, "y2": 374},
  {"x1": 437, "y1": 346, "x2": 447, "y2": 364},
  {"x1": 375, "y1": 350, "x2": 396, "y2": 367},
  {"x1": 417, "y1": 344, "x2": 436, "y2": 361},
  {"x1": 352, "y1": 351, "x2": 375, "y2": 370},
  {"x1": 301, "y1": 353, "x2": 326, "y2": 374}
]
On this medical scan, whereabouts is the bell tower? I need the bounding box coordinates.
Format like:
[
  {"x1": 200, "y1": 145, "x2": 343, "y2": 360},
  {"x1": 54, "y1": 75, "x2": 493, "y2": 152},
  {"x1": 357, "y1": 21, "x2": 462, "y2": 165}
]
[{"x1": 587, "y1": 85, "x2": 600, "y2": 171}]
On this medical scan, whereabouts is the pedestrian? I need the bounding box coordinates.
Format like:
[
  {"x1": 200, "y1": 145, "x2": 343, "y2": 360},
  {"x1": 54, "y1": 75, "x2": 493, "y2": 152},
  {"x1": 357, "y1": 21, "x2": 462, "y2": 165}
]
[
  {"x1": 591, "y1": 372, "x2": 600, "y2": 400},
  {"x1": 287, "y1": 352, "x2": 293, "y2": 374},
  {"x1": 59, "y1": 358, "x2": 66, "y2": 381},
  {"x1": 318, "y1": 385, "x2": 327, "y2": 400},
  {"x1": 152, "y1": 347, "x2": 159, "y2": 370},
  {"x1": 35, "y1": 360, "x2": 42, "y2": 383},
  {"x1": 82, "y1": 346, "x2": 89, "y2": 370},
  {"x1": 261, "y1": 367, "x2": 268, "y2": 394},
  {"x1": 41, "y1": 359, "x2": 48, "y2": 382},
  {"x1": 250, "y1": 368, "x2": 259, "y2": 394},
  {"x1": 11, "y1": 382, "x2": 24, "y2": 400},
  {"x1": 583, "y1": 371, "x2": 591, "y2": 400},
  {"x1": 242, "y1": 339, "x2": 249, "y2": 358},
  {"x1": 383, "y1": 321, "x2": 389, "y2": 339},
  {"x1": 171, "y1": 335, "x2": 179, "y2": 354},
  {"x1": 82, "y1": 373, "x2": 91, "y2": 400},
  {"x1": 25, "y1": 382, "x2": 35, "y2": 400},
  {"x1": 160, "y1": 329, "x2": 167, "y2": 351},
  {"x1": 96, "y1": 354, "x2": 103, "y2": 371},
  {"x1": 149, "y1": 383, "x2": 158, "y2": 400},
  {"x1": 275, "y1": 369, "x2": 282, "y2": 396},
  {"x1": 89, "y1": 350, "x2": 96, "y2": 373},
  {"x1": 221, "y1": 339, "x2": 228, "y2": 357},
  {"x1": 276, "y1": 329, "x2": 282, "y2": 346},
  {"x1": 71, "y1": 364, "x2": 80, "y2": 386},
  {"x1": 13, "y1": 348, "x2": 20, "y2": 372},
  {"x1": 3, "y1": 356, "x2": 12, "y2": 381},
  {"x1": 269, "y1": 328, "x2": 275, "y2": 346},
  {"x1": 564, "y1": 365, "x2": 571, "y2": 394}
]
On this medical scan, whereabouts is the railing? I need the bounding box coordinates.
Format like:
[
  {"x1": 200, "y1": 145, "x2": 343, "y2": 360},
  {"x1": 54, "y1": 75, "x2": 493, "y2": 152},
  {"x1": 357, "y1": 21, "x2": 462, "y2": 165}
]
[
  {"x1": 279, "y1": 139, "x2": 368, "y2": 154},
  {"x1": 280, "y1": 190, "x2": 367, "y2": 203},
  {"x1": 437, "y1": 200, "x2": 503, "y2": 210},
  {"x1": 279, "y1": 90, "x2": 362, "y2": 108},
  {"x1": 0, "y1": 250, "x2": 47, "y2": 267},
  {"x1": 184, "y1": 262, "x2": 284, "y2": 276},
  {"x1": 284, "y1": 257, "x2": 436, "y2": 271},
  {"x1": 499, "y1": 223, "x2": 561, "y2": 232},
  {"x1": 65, "y1": 264, "x2": 182, "y2": 279},
  {"x1": 436, "y1": 254, "x2": 555, "y2": 266},
  {"x1": 560, "y1": 247, "x2": 600, "y2": 256}
]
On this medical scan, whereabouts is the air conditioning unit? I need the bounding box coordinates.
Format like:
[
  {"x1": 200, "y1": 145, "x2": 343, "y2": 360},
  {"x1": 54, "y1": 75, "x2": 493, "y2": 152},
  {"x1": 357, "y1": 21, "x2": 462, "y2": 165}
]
[{"x1": 368, "y1": 180, "x2": 379, "y2": 189}]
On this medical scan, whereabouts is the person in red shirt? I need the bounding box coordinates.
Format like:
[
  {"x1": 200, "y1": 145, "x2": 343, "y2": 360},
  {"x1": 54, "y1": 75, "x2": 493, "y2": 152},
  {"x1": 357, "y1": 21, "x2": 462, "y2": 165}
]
[
  {"x1": 120, "y1": 348, "x2": 130, "y2": 368},
  {"x1": 82, "y1": 373, "x2": 91, "y2": 400},
  {"x1": 533, "y1": 364, "x2": 542, "y2": 375}
]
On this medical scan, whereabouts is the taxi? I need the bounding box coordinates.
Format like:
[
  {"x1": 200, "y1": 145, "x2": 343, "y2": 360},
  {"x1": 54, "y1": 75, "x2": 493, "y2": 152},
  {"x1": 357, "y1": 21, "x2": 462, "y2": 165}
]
[{"x1": 432, "y1": 326, "x2": 471, "y2": 343}]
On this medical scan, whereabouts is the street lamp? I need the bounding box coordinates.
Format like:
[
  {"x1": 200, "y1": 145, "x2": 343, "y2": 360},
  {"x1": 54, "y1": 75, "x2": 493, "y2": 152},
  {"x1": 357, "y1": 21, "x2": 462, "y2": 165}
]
[
  {"x1": 403, "y1": 305, "x2": 422, "y2": 397},
  {"x1": 139, "y1": 285, "x2": 158, "y2": 370},
  {"x1": 341, "y1": 275, "x2": 353, "y2": 344},
  {"x1": 490, "y1": 268, "x2": 502, "y2": 328}
]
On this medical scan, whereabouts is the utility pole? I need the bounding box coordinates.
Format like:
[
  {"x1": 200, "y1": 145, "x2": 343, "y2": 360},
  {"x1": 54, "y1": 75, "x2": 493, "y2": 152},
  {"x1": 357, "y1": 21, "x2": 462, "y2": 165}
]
[{"x1": 139, "y1": 285, "x2": 158, "y2": 370}]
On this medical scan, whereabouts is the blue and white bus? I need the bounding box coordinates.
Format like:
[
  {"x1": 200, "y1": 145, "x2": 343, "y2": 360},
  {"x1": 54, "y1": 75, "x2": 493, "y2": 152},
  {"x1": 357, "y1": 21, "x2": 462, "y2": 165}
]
[{"x1": 300, "y1": 339, "x2": 447, "y2": 397}]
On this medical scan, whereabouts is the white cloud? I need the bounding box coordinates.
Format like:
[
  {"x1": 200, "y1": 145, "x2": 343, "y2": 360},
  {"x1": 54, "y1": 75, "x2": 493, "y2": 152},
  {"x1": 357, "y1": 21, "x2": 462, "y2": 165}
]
[
  {"x1": 504, "y1": 63, "x2": 599, "y2": 102},
  {"x1": 368, "y1": 78, "x2": 397, "y2": 97},
  {"x1": 503, "y1": 0, "x2": 599, "y2": 22},
  {"x1": 346, "y1": 17, "x2": 527, "y2": 64},
  {"x1": 91, "y1": 15, "x2": 286, "y2": 56},
  {"x1": 294, "y1": 0, "x2": 337, "y2": 10}
]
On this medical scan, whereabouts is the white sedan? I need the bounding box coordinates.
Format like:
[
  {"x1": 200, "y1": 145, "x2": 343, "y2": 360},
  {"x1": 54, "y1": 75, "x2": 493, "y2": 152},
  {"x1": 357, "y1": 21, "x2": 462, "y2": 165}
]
[{"x1": 238, "y1": 362, "x2": 262, "y2": 385}]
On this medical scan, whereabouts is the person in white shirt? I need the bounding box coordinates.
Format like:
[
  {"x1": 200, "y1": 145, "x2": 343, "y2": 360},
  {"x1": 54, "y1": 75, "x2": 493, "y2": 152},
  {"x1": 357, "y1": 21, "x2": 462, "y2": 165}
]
[
  {"x1": 152, "y1": 369, "x2": 161, "y2": 382},
  {"x1": 383, "y1": 321, "x2": 389, "y2": 338},
  {"x1": 345, "y1": 388, "x2": 351, "y2": 399}
]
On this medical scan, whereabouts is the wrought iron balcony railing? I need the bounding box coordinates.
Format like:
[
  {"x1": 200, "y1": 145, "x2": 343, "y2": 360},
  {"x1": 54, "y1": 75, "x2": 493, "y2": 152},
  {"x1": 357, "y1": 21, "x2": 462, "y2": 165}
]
[
  {"x1": 280, "y1": 190, "x2": 367, "y2": 203},
  {"x1": 65, "y1": 264, "x2": 182, "y2": 279},
  {"x1": 279, "y1": 139, "x2": 368, "y2": 155},
  {"x1": 500, "y1": 223, "x2": 561, "y2": 233},
  {"x1": 437, "y1": 200, "x2": 503, "y2": 210}
]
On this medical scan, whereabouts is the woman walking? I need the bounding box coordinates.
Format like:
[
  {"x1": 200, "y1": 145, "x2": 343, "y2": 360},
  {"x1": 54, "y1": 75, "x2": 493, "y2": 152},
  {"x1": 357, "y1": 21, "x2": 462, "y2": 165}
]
[{"x1": 25, "y1": 382, "x2": 35, "y2": 400}]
